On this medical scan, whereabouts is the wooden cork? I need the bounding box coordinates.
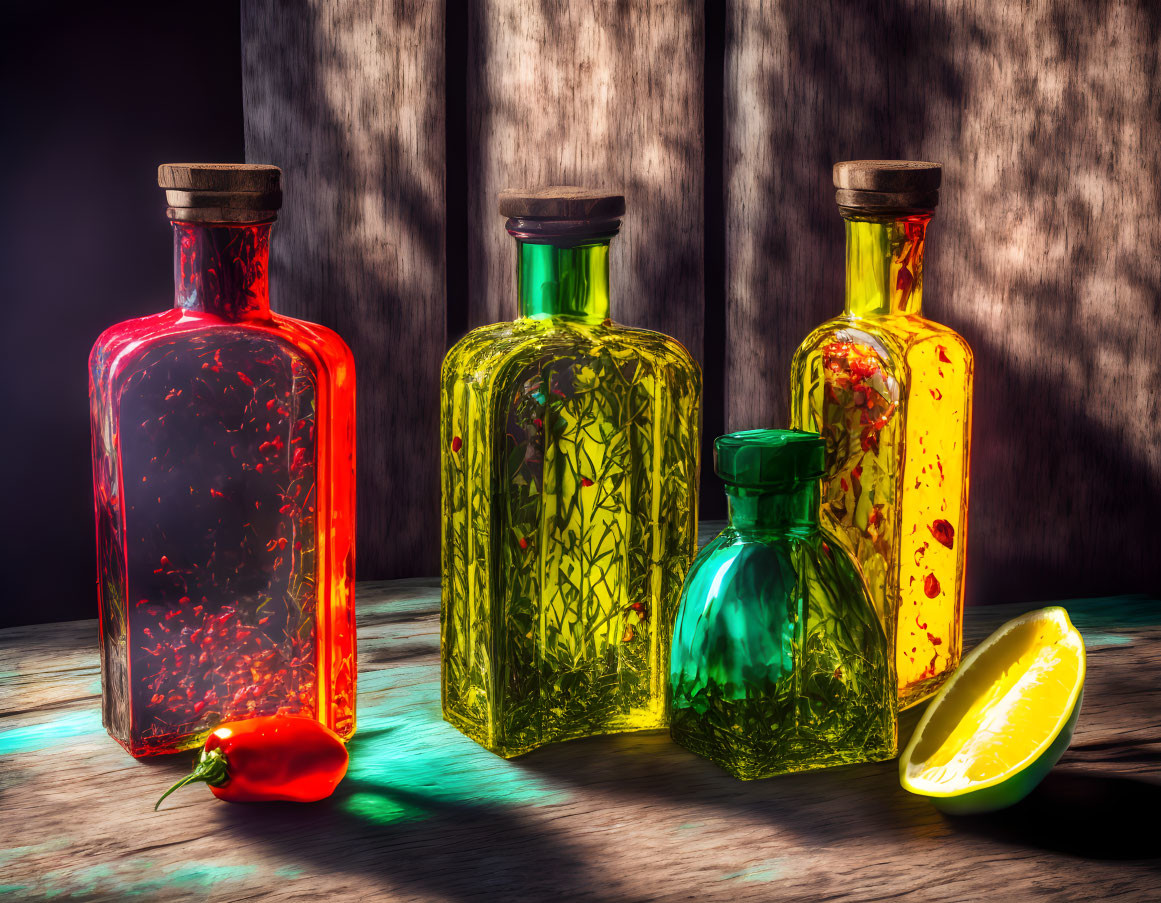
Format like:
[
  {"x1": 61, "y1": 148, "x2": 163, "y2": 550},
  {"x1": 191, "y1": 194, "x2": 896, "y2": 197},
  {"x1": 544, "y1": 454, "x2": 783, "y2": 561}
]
[
  {"x1": 498, "y1": 187, "x2": 626, "y2": 219},
  {"x1": 158, "y1": 163, "x2": 282, "y2": 223},
  {"x1": 833, "y1": 161, "x2": 941, "y2": 211}
]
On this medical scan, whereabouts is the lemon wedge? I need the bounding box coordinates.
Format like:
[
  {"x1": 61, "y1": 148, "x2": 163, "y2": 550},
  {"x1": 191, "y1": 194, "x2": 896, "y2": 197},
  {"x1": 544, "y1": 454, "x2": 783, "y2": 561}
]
[{"x1": 899, "y1": 606, "x2": 1085, "y2": 814}]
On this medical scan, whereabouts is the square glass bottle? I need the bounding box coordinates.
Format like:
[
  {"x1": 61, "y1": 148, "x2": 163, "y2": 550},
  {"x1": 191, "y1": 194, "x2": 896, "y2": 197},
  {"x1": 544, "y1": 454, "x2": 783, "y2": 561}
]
[
  {"x1": 790, "y1": 161, "x2": 973, "y2": 707},
  {"x1": 441, "y1": 188, "x2": 701, "y2": 757},
  {"x1": 89, "y1": 164, "x2": 357, "y2": 756}
]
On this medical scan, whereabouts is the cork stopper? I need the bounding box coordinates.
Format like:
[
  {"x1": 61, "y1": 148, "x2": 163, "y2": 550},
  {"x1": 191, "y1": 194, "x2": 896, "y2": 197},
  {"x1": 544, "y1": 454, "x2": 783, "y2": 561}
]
[
  {"x1": 158, "y1": 163, "x2": 282, "y2": 223},
  {"x1": 498, "y1": 187, "x2": 625, "y2": 220},
  {"x1": 833, "y1": 160, "x2": 941, "y2": 212}
]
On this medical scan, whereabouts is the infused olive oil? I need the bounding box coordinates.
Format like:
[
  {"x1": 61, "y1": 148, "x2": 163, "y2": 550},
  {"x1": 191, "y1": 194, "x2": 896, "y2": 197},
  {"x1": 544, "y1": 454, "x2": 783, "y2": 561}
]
[
  {"x1": 791, "y1": 161, "x2": 973, "y2": 708},
  {"x1": 440, "y1": 189, "x2": 700, "y2": 757}
]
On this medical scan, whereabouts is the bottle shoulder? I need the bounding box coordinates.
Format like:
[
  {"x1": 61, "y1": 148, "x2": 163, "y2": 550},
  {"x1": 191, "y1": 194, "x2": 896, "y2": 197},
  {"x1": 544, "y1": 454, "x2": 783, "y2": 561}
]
[
  {"x1": 269, "y1": 312, "x2": 354, "y2": 360},
  {"x1": 902, "y1": 318, "x2": 974, "y2": 364},
  {"x1": 793, "y1": 312, "x2": 975, "y2": 375},
  {"x1": 91, "y1": 310, "x2": 352, "y2": 394},
  {"x1": 266, "y1": 313, "x2": 357, "y2": 390},
  {"x1": 443, "y1": 317, "x2": 701, "y2": 388},
  {"x1": 792, "y1": 316, "x2": 910, "y2": 383},
  {"x1": 604, "y1": 321, "x2": 699, "y2": 368},
  {"x1": 682, "y1": 527, "x2": 868, "y2": 606}
]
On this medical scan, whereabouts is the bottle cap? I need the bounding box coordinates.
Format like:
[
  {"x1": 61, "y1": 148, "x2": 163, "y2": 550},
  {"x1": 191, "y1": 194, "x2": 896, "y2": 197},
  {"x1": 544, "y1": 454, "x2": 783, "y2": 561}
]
[
  {"x1": 714, "y1": 429, "x2": 825, "y2": 491},
  {"x1": 158, "y1": 163, "x2": 282, "y2": 223},
  {"x1": 499, "y1": 187, "x2": 624, "y2": 244},
  {"x1": 833, "y1": 160, "x2": 940, "y2": 213}
]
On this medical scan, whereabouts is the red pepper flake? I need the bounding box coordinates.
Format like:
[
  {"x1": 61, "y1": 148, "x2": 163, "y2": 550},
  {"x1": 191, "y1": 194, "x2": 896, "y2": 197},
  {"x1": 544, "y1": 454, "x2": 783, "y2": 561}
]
[
  {"x1": 518, "y1": 537, "x2": 528, "y2": 550},
  {"x1": 938, "y1": 345, "x2": 951, "y2": 364},
  {"x1": 178, "y1": 596, "x2": 190, "y2": 605},
  {"x1": 279, "y1": 504, "x2": 293, "y2": 514},
  {"x1": 533, "y1": 418, "x2": 543, "y2": 429},
  {"x1": 916, "y1": 616, "x2": 928, "y2": 630},
  {"x1": 852, "y1": 465, "x2": 862, "y2": 480},
  {"x1": 581, "y1": 477, "x2": 594, "y2": 487},
  {"x1": 930, "y1": 388, "x2": 942, "y2": 400},
  {"x1": 266, "y1": 398, "x2": 277, "y2": 410},
  {"x1": 840, "y1": 478, "x2": 849, "y2": 492},
  {"x1": 237, "y1": 371, "x2": 254, "y2": 386},
  {"x1": 927, "y1": 632, "x2": 943, "y2": 646},
  {"x1": 924, "y1": 573, "x2": 941, "y2": 598},
  {"x1": 928, "y1": 519, "x2": 955, "y2": 549},
  {"x1": 451, "y1": 436, "x2": 462, "y2": 453},
  {"x1": 896, "y1": 265, "x2": 914, "y2": 297}
]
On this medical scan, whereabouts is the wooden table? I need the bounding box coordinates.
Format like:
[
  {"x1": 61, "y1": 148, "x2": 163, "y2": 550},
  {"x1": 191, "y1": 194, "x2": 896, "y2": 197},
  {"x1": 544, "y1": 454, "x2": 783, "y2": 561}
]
[{"x1": 2, "y1": 578, "x2": 1158, "y2": 901}]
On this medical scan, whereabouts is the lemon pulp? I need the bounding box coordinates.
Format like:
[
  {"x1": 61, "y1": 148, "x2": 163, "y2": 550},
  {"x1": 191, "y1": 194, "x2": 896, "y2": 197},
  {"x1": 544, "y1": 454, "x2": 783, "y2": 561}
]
[{"x1": 901, "y1": 606, "x2": 1085, "y2": 807}]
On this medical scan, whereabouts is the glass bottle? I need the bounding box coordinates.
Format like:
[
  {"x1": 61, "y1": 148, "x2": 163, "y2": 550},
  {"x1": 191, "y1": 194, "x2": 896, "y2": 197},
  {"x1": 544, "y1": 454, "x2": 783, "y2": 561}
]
[
  {"x1": 669, "y1": 429, "x2": 896, "y2": 779},
  {"x1": 790, "y1": 161, "x2": 973, "y2": 708},
  {"x1": 441, "y1": 188, "x2": 701, "y2": 757},
  {"x1": 89, "y1": 164, "x2": 357, "y2": 757}
]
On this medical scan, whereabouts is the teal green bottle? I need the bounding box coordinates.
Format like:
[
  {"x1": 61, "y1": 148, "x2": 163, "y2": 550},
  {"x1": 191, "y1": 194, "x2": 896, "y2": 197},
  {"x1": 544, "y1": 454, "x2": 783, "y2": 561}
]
[{"x1": 669, "y1": 429, "x2": 896, "y2": 779}]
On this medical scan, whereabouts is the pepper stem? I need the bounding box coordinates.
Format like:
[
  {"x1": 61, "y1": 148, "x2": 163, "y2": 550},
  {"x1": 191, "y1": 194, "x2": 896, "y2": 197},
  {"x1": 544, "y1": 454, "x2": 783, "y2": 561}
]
[{"x1": 155, "y1": 748, "x2": 231, "y2": 811}]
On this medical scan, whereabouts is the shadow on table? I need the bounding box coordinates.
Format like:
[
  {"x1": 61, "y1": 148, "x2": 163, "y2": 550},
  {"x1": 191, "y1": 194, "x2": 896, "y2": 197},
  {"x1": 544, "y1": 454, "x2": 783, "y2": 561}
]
[
  {"x1": 946, "y1": 770, "x2": 1161, "y2": 861},
  {"x1": 211, "y1": 721, "x2": 660, "y2": 903},
  {"x1": 207, "y1": 723, "x2": 1159, "y2": 901}
]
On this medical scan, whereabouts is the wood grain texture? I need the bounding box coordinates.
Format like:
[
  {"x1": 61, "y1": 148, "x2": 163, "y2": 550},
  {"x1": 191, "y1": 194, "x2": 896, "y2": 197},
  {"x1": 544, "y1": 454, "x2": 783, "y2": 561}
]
[
  {"x1": 724, "y1": 0, "x2": 1161, "y2": 605},
  {"x1": 241, "y1": 1, "x2": 446, "y2": 579},
  {"x1": 467, "y1": 0, "x2": 705, "y2": 363},
  {"x1": 2, "y1": 578, "x2": 1158, "y2": 902}
]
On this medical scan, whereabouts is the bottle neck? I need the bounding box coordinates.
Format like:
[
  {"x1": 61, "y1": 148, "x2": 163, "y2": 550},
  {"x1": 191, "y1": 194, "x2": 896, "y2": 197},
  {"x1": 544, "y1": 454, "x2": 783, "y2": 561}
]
[
  {"x1": 516, "y1": 239, "x2": 610, "y2": 322},
  {"x1": 174, "y1": 221, "x2": 272, "y2": 321},
  {"x1": 843, "y1": 213, "x2": 930, "y2": 318},
  {"x1": 726, "y1": 482, "x2": 820, "y2": 534}
]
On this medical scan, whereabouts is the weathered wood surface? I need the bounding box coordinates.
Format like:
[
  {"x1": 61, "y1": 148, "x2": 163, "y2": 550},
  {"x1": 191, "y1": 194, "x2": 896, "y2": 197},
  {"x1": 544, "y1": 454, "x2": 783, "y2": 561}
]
[
  {"x1": 723, "y1": 0, "x2": 1161, "y2": 606},
  {"x1": 2, "y1": 579, "x2": 1158, "y2": 901},
  {"x1": 241, "y1": 0, "x2": 447, "y2": 580}
]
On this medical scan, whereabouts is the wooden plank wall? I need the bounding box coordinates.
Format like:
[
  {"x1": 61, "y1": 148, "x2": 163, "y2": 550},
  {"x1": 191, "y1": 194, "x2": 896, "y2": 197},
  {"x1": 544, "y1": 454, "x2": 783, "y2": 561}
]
[
  {"x1": 466, "y1": 2, "x2": 704, "y2": 356},
  {"x1": 724, "y1": 0, "x2": 1161, "y2": 604},
  {"x1": 242, "y1": 1, "x2": 1160, "y2": 604},
  {"x1": 242, "y1": 0, "x2": 447, "y2": 578}
]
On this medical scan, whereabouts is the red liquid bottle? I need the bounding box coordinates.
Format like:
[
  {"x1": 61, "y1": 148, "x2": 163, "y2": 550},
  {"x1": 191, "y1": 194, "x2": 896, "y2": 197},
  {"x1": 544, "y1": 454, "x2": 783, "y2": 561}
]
[{"x1": 89, "y1": 164, "x2": 356, "y2": 756}]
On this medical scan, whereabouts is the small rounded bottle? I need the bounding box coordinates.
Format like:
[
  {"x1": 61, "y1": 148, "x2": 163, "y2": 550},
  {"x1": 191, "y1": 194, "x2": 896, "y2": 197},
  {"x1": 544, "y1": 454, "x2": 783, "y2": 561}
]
[
  {"x1": 669, "y1": 429, "x2": 896, "y2": 779},
  {"x1": 89, "y1": 164, "x2": 357, "y2": 756}
]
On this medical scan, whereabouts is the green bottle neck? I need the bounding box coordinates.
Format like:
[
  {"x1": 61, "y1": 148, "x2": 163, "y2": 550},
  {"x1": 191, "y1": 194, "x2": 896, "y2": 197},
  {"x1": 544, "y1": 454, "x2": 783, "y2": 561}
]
[
  {"x1": 726, "y1": 483, "x2": 820, "y2": 534},
  {"x1": 517, "y1": 239, "x2": 611, "y2": 322},
  {"x1": 843, "y1": 213, "x2": 930, "y2": 318}
]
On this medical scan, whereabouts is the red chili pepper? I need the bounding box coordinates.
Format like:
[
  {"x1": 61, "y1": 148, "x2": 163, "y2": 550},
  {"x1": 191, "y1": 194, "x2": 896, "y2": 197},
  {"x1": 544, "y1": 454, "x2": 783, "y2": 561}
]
[{"x1": 154, "y1": 716, "x2": 347, "y2": 809}]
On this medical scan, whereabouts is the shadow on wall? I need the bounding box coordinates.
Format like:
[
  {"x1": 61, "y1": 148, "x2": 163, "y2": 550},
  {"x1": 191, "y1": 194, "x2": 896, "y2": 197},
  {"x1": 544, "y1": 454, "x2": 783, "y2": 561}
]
[
  {"x1": 242, "y1": 1, "x2": 448, "y2": 581},
  {"x1": 725, "y1": 0, "x2": 1161, "y2": 605}
]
